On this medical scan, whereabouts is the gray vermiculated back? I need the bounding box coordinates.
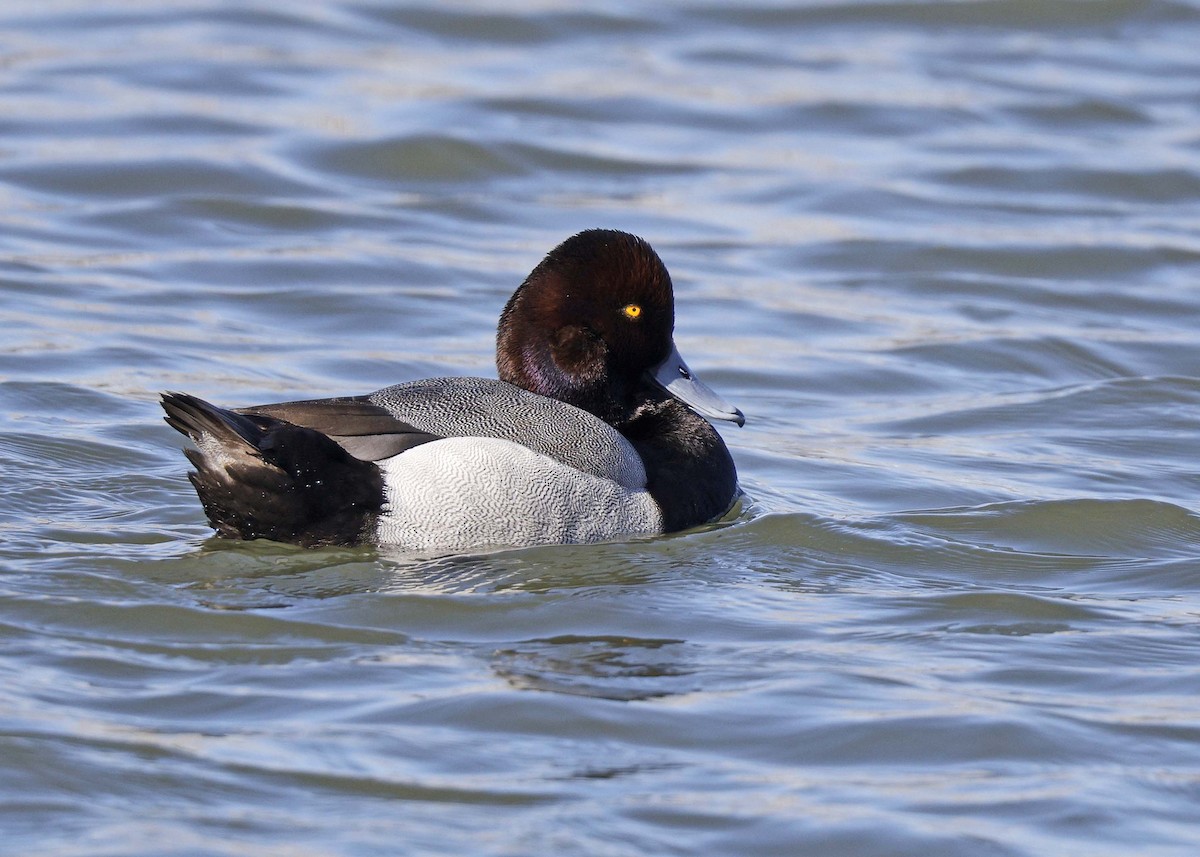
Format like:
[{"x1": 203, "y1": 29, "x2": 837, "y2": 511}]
[{"x1": 367, "y1": 377, "x2": 647, "y2": 489}]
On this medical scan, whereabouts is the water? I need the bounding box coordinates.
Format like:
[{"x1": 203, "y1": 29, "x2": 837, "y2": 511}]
[{"x1": 2, "y1": 1, "x2": 1200, "y2": 854}]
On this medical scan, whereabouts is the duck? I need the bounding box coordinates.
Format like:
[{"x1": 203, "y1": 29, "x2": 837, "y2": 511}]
[{"x1": 161, "y1": 229, "x2": 744, "y2": 551}]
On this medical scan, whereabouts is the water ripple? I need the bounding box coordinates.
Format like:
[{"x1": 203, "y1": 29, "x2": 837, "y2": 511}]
[{"x1": 4, "y1": 1, "x2": 1200, "y2": 855}]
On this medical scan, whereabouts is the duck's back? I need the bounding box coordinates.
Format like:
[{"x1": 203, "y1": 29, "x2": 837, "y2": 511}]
[
  {"x1": 231, "y1": 378, "x2": 662, "y2": 552},
  {"x1": 367, "y1": 378, "x2": 649, "y2": 489}
]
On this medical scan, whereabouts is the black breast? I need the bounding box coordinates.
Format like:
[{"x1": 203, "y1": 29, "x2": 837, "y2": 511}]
[{"x1": 619, "y1": 398, "x2": 739, "y2": 533}]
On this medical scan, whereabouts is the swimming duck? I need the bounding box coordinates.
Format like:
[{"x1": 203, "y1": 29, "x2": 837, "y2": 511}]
[{"x1": 161, "y1": 229, "x2": 743, "y2": 551}]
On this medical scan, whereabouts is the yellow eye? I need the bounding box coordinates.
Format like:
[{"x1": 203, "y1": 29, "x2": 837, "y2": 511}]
[{"x1": 622, "y1": 303, "x2": 642, "y2": 320}]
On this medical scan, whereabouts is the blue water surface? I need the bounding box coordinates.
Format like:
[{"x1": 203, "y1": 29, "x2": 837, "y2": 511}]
[{"x1": 2, "y1": 2, "x2": 1200, "y2": 855}]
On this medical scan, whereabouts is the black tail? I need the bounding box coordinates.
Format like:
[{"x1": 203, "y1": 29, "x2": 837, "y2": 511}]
[{"x1": 161, "y1": 392, "x2": 383, "y2": 547}]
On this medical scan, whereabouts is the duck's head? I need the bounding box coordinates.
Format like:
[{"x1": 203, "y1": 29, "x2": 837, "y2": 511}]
[{"x1": 497, "y1": 229, "x2": 744, "y2": 428}]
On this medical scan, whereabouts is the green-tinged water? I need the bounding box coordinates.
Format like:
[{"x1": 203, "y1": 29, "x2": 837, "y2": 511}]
[{"x1": 3, "y1": 2, "x2": 1200, "y2": 855}]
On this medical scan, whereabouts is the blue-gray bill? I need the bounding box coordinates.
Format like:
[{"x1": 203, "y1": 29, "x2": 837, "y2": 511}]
[{"x1": 649, "y1": 343, "x2": 746, "y2": 427}]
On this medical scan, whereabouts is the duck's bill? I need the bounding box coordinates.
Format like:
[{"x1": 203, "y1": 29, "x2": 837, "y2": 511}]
[{"x1": 649, "y1": 343, "x2": 746, "y2": 427}]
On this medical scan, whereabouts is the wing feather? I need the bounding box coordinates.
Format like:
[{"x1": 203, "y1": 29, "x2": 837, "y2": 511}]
[{"x1": 239, "y1": 397, "x2": 442, "y2": 461}]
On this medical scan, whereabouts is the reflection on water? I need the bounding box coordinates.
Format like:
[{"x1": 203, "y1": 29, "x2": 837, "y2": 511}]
[
  {"x1": 493, "y1": 635, "x2": 693, "y2": 701},
  {"x1": 3, "y1": 1, "x2": 1200, "y2": 855}
]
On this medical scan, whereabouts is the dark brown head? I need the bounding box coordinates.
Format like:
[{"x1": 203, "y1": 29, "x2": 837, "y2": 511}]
[{"x1": 497, "y1": 229, "x2": 744, "y2": 427}]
